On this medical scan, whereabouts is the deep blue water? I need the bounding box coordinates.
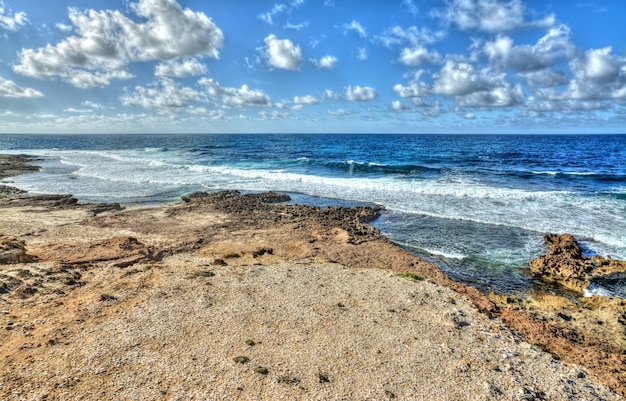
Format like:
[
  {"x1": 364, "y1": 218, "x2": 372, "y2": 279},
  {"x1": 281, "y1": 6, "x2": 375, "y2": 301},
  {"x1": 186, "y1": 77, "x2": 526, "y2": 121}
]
[{"x1": 1, "y1": 133, "x2": 625, "y2": 296}]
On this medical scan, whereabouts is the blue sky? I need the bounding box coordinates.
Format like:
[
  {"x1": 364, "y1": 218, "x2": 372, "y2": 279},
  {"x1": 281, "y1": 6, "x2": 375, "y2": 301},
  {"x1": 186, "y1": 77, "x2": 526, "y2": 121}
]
[{"x1": 0, "y1": 0, "x2": 625, "y2": 133}]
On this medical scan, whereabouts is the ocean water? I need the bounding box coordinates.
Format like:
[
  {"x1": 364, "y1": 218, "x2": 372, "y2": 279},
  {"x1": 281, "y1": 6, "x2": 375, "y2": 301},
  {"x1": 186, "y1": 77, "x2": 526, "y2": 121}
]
[{"x1": 1, "y1": 133, "x2": 625, "y2": 296}]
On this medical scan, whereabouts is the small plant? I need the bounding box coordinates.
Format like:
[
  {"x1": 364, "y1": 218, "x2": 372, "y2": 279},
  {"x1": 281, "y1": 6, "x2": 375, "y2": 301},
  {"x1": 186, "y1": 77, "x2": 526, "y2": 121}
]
[
  {"x1": 397, "y1": 272, "x2": 424, "y2": 282},
  {"x1": 317, "y1": 372, "x2": 330, "y2": 383},
  {"x1": 121, "y1": 268, "x2": 141, "y2": 278},
  {"x1": 277, "y1": 375, "x2": 300, "y2": 385},
  {"x1": 190, "y1": 270, "x2": 215, "y2": 278},
  {"x1": 100, "y1": 293, "x2": 117, "y2": 302},
  {"x1": 245, "y1": 339, "x2": 256, "y2": 346},
  {"x1": 233, "y1": 356, "x2": 249, "y2": 364},
  {"x1": 253, "y1": 366, "x2": 269, "y2": 375}
]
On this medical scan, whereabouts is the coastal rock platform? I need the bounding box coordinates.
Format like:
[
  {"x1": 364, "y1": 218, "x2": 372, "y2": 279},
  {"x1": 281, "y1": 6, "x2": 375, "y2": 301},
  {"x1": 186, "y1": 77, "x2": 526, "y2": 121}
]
[{"x1": 0, "y1": 155, "x2": 624, "y2": 400}]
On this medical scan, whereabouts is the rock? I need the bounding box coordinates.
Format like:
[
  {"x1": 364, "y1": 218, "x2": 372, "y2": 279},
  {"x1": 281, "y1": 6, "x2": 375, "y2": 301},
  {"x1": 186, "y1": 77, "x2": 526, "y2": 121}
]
[
  {"x1": 89, "y1": 203, "x2": 124, "y2": 216},
  {"x1": 530, "y1": 234, "x2": 626, "y2": 294},
  {"x1": 0, "y1": 237, "x2": 37, "y2": 264},
  {"x1": 530, "y1": 234, "x2": 593, "y2": 293},
  {"x1": 35, "y1": 236, "x2": 151, "y2": 266}
]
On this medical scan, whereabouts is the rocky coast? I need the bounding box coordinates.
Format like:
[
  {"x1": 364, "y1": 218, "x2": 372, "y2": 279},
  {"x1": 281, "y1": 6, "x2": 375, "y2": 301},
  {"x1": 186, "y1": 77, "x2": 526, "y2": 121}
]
[{"x1": 1, "y1": 154, "x2": 625, "y2": 400}]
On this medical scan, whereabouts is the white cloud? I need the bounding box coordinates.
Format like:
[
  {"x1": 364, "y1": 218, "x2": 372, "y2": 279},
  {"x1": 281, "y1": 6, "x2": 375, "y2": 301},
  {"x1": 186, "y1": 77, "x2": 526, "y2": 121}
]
[
  {"x1": 376, "y1": 25, "x2": 445, "y2": 48},
  {"x1": 199, "y1": 78, "x2": 272, "y2": 107},
  {"x1": 324, "y1": 89, "x2": 340, "y2": 99},
  {"x1": 428, "y1": 60, "x2": 526, "y2": 108},
  {"x1": 581, "y1": 47, "x2": 620, "y2": 81},
  {"x1": 156, "y1": 58, "x2": 207, "y2": 77},
  {"x1": 456, "y1": 82, "x2": 525, "y2": 107},
  {"x1": 55, "y1": 22, "x2": 72, "y2": 32},
  {"x1": 328, "y1": 108, "x2": 351, "y2": 116},
  {"x1": 357, "y1": 48, "x2": 368, "y2": 61},
  {"x1": 484, "y1": 25, "x2": 576, "y2": 73},
  {"x1": 401, "y1": 0, "x2": 419, "y2": 16},
  {"x1": 312, "y1": 55, "x2": 338, "y2": 69},
  {"x1": 399, "y1": 46, "x2": 440, "y2": 66},
  {"x1": 294, "y1": 95, "x2": 320, "y2": 104},
  {"x1": 263, "y1": 34, "x2": 302, "y2": 70},
  {"x1": 0, "y1": 76, "x2": 43, "y2": 98},
  {"x1": 391, "y1": 100, "x2": 411, "y2": 111},
  {"x1": 258, "y1": 1, "x2": 305, "y2": 26},
  {"x1": 81, "y1": 100, "x2": 105, "y2": 110},
  {"x1": 69, "y1": 69, "x2": 135, "y2": 89},
  {"x1": 285, "y1": 21, "x2": 309, "y2": 31},
  {"x1": 440, "y1": 0, "x2": 555, "y2": 33},
  {"x1": 345, "y1": 85, "x2": 378, "y2": 101},
  {"x1": 343, "y1": 20, "x2": 367, "y2": 38},
  {"x1": 432, "y1": 61, "x2": 495, "y2": 96},
  {"x1": 14, "y1": 0, "x2": 223, "y2": 87},
  {"x1": 536, "y1": 47, "x2": 626, "y2": 103},
  {"x1": 121, "y1": 78, "x2": 201, "y2": 110},
  {"x1": 0, "y1": 1, "x2": 27, "y2": 31},
  {"x1": 258, "y1": 4, "x2": 287, "y2": 25},
  {"x1": 394, "y1": 81, "x2": 430, "y2": 98}
]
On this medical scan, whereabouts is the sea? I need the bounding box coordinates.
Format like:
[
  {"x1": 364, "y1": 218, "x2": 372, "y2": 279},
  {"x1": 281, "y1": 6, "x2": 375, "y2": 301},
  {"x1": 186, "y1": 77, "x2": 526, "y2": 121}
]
[{"x1": 1, "y1": 133, "x2": 625, "y2": 297}]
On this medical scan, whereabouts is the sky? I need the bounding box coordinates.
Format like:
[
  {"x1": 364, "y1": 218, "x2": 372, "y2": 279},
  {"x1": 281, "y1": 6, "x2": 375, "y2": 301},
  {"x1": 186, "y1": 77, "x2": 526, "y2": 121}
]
[{"x1": 0, "y1": 0, "x2": 625, "y2": 134}]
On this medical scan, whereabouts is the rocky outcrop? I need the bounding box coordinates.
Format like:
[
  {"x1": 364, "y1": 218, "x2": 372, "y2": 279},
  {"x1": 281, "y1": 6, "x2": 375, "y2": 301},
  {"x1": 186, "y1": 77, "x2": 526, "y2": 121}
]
[
  {"x1": 0, "y1": 238, "x2": 35, "y2": 264},
  {"x1": 530, "y1": 234, "x2": 593, "y2": 293},
  {"x1": 182, "y1": 190, "x2": 384, "y2": 245},
  {"x1": 530, "y1": 233, "x2": 626, "y2": 294}
]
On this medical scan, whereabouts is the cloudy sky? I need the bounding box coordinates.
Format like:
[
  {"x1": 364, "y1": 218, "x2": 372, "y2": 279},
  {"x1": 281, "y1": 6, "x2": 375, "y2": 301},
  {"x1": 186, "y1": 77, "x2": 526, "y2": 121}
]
[{"x1": 0, "y1": 0, "x2": 625, "y2": 133}]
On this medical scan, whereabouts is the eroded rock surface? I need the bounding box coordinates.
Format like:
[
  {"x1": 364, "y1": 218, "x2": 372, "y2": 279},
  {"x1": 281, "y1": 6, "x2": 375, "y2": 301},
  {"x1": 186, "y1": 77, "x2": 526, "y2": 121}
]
[{"x1": 530, "y1": 233, "x2": 626, "y2": 295}]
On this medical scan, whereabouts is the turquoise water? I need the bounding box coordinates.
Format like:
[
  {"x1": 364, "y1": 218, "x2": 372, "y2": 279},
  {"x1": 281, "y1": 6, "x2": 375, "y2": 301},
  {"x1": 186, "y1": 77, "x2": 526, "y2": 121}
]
[{"x1": 1, "y1": 133, "x2": 625, "y2": 295}]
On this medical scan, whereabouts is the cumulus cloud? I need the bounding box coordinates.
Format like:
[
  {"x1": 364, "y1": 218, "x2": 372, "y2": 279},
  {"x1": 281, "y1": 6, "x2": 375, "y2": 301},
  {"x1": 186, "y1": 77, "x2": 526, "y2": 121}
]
[
  {"x1": 199, "y1": 78, "x2": 272, "y2": 107},
  {"x1": 394, "y1": 81, "x2": 430, "y2": 98},
  {"x1": 536, "y1": 47, "x2": 626, "y2": 103},
  {"x1": 0, "y1": 76, "x2": 43, "y2": 98},
  {"x1": 343, "y1": 20, "x2": 367, "y2": 37},
  {"x1": 399, "y1": 46, "x2": 440, "y2": 66},
  {"x1": 14, "y1": 0, "x2": 224, "y2": 87},
  {"x1": 294, "y1": 95, "x2": 320, "y2": 104},
  {"x1": 121, "y1": 78, "x2": 201, "y2": 110},
  {"x1": 432, "y1": 61, "x2": 496, "y2": 96},
  {"x1": 263, "y1": 34, "x2": 302, "y2": 70},
  {"x1": 155, "y1": 58, "x2": 207, "y2": 77},
  {"x1": 440, "y1": 0, "x2": 555, "y2": 33},
  {"x1": 0, "y1": 1, "x2": 27, "y2": 31},
  {"x1": 345, "y1": 85, "x2": 378, "y2": 101},
  {"x1": 391, "y1": 100, "x2": 411, "y2": 111},
  {"x1": 312, "y1": 55, "x2": 338, "y2": 69},
  {"x1": 484, "y1": 25, "x2": 576, "y2": 73}
]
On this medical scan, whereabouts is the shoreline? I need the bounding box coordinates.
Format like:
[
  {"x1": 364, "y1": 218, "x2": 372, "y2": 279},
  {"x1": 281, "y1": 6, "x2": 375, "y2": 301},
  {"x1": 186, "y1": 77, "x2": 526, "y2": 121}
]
[{"x1": 1, "y1": 154, "x2": 625, "y2": 399}]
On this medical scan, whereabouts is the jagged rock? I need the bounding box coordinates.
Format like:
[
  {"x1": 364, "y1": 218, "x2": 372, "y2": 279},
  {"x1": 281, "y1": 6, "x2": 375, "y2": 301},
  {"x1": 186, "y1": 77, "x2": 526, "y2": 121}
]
[
  {"x1": 530, "y1": 234, "x2": 593, "y2": 293},
  {"x1": 530, "y1": 234, "x2": 626, "y2": 294}
]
